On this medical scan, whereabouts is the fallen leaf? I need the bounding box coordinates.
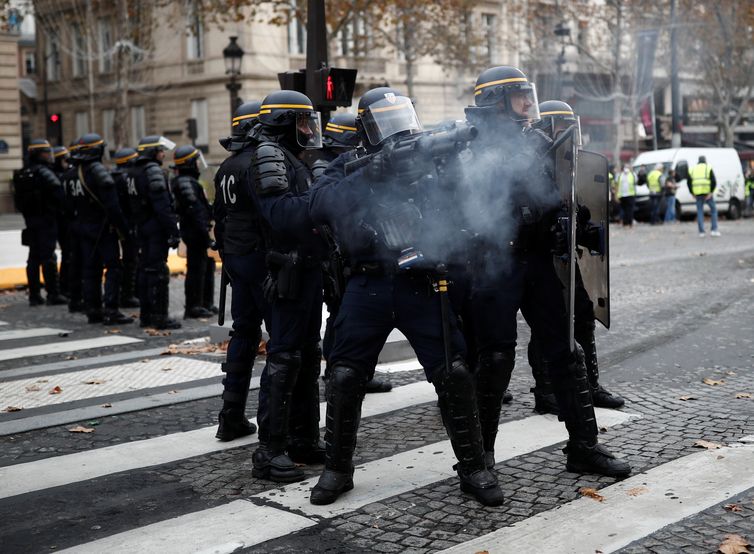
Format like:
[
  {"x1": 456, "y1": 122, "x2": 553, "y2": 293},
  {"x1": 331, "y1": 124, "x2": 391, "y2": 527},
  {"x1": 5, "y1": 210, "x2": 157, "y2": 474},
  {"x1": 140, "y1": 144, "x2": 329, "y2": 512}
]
[
  {"x1": 718, "y1": 455, "x2": 726, "y2": 460},
  {"x1": 627, "y1": 486, "x2": 649, "y2": 497},
  {"x1": 162, "y1": 340, "x2": 228, "y2": 356},
  {"x1": 718, "y1": 533, "x2": 750, "y2": 554},
  {"x1": 578, "y1": 487, "x2": 605, "y2": 502},
  {"x1": 679, "y1": 395, "x2": 696, "y2": 401},
  {"x1": 25, "y1": 385, "x2": 41, "y2": 392},
  {"x1": 68, "y1": 425, "x2": 95, "y2": 433},
  {"x1": 57, "y1": 332, "x2": 70, "y2": 337},
  {"x1": 703, "y1": 378, "x2": 725, "y2": 386},
  {"x1": 65, "y1": 355, "x2": 78, "y2": 361},
  {"x1": 101, "y1": 403, "x2": 112, "y2": 408},
  {"x1": 145, "y1": 328, "x2": 171, "y2": 337},
  {"x1": 49, "y1": 386, "x2": 63, "y2": 395},
  {"x1": 257, "y1": 340, "x2": 267, "y2": 355},
  {"x1": 694, "y1": 439, "x2": 723, "y2": 450},
  {"x1": 726, "y1": 371, "x2": 737, "y2": 376},
  {"x1": 105, "y1": 329, "x2": 121, "y2": 334},
  {"x1": 83, "y1": 379, "x2": 105, "y2": 385},
  {"x1": 474, "y1": 551, "x2": 489, "y2": 554},
  {"x1": 168, "y1": 390, "x2": 179, "y2": 394},
  {"x1": 735, "y1": 393, "x2": 752, "y2": 399},
  {"x1": 161, "y1": 367, "x2": 174, "y2": 372},
  {"x1": 599, "y1": 426, "x2": 608, "y2": 433},
  {"x1": 724, "y1": 503, "x2": 743, "y2": 512},
  {"x1": 3, "y1": 406, "x2": 22, "y2": 412},
  {"x1": 36, "y1": 379, "x2": 48, "y2": 383}
]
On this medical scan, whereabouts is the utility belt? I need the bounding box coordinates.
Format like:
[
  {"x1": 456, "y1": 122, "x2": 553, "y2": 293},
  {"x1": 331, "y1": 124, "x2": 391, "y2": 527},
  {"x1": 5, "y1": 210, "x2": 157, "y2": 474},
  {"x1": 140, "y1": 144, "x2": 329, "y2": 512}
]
[{"x1": 263, "y1": 249, "x2": 319, "y2": 302}]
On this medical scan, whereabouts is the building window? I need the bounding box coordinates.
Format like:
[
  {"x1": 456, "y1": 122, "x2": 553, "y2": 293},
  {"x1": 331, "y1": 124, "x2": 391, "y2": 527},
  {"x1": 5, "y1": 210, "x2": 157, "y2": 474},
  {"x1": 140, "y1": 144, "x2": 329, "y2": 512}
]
[
  {"x1": 131, "y1": 106, "x2": 145, "y2": 142},
  {"x1": 191, "y1": 99, "x2": 209, "y2": 147},
  {"x1": 72, "y1": 24, "x2": 87, "y2": 78},
  {"x1": 102, "y1": 109, "x2": 115, "y2": 145},
  {"x1": 24, "y1": 51, "x2": 35, "y2": 75},
  {"x1": 98, "y1": 19, "x2": 113, "y2": 73},
  {"x1": 45, "y1": 33, "x2": 61, "y2": 81},
  {"x1": 186, "y1": 3, "x2": 204, "y2": 60},
  {"x1": 481, "y1": 13, "x2": 499, "y2": 64},
  {"x1": 337, "y1": 14, "x2": 371, "y2": 57},
  {"x1": 75, "y1": 111, "x2": 90, "y2": 137},
  {"x1": 287, "y1": 2, "x2": 306, "y2": 55}
]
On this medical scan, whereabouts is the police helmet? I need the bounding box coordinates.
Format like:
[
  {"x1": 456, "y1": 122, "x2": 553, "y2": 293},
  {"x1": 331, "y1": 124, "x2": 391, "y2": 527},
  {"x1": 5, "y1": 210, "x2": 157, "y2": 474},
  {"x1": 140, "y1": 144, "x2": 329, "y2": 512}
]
[
  {"x1": 356, "y1": 87, "x2": 422, "y2": 146},
  {"x1": 171, "y1": 144, "x2": 207, "y2": 173},
  {"x1": 473, "y1": 66, "x2": 540, "y2": 123},
  {"x1": 113, "y1": 147, "x2": 138, "y2": 167},
  {"x1": 323, "y1": 112, "x2": 360, "y2": 149},
  {"x1": 27, "y1": 138, "x2": 53, "y2": 162},
  {"x1": 534, "y1": 100, "x2": 578, "y2": 139},
  {"x1": 137, "y1": 135, "x2": 176, "y2": 161},
  {"x1": 52, "y1": 146, "x2": 70, "y2": 160},
  {"x1": 76, "y1": 133, "x2": 107, "y2": 162},
  {"x1": 258, "y1": 90, "x2": 322, "y2": 149},
  {"x1": 231, "y1": 100, "x2": 262, "y2": 138}
]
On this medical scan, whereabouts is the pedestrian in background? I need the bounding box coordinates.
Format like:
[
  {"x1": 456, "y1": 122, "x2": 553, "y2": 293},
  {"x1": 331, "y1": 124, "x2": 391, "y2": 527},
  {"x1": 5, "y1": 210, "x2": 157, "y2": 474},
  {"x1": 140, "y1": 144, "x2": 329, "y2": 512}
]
[
  {"x1": 664, "y1": 167, "x2": 679, "y2": 223},
  {"x1": 647, "y1": 163, "x2": 664, "y2": 225},
  {"x1": 617, "y1": 164, "x2": 637, "y2": 227},
  {"x1": 744, "y1": 169, "x2": 754, "y2": 217},
  {"x1": 689, "y1": 155, "x2": 720, "y2": 237}
]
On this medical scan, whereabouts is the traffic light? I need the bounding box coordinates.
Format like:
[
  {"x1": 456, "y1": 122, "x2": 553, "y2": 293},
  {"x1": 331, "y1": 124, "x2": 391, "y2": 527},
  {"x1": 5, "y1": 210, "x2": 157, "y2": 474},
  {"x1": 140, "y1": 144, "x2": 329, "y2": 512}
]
[
  {"x1": 312, "y1": 67, "x2": 357, "y2": 109},
  {"x1": 47, "y1": 113, "x2": 62, "y2": 145},
  {"x1": 186, "y1": 118, "x2": 197, "y2": 145}
]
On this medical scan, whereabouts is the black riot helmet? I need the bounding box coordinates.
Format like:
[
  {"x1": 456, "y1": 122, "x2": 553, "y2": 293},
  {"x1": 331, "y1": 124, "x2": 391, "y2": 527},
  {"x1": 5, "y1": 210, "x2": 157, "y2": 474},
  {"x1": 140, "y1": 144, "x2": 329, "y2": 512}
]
[
  {"x1": 534, "y1": 100, "x2": 579, "y2": 139},
  {"x1": 323, "y1": 112, "x2": 360, "y2": 149},
  {"x1": 137, "y1": 135, "x2": 176, "y2": 163},
  {"x1": 170, "y1": 144, "x2": 207, "y2": 175},
  {"x1": 113, "y1": 147, "x2": 138, "y2": 167},
  {"x1": 27, "y1": 138, "x2": 53, "y2": 164},
  {"x1": 52, "y1": 146, "x2": 70, "y2": 172},
  {"x1": 231, "y1": 100, "x2": 262, "y2": 139},
  {"x1": 473, "y1": 66, "x2": 540, "y2": 124},
  {"x1": 257, "y1": 90, "x2": 322, "y2": 149},
  {"x1": 355, "y1": 87, "x2": 422, "y2": 146},
  {"x1": 76, "y1": 133, "x2": 106, "y2": 162}
]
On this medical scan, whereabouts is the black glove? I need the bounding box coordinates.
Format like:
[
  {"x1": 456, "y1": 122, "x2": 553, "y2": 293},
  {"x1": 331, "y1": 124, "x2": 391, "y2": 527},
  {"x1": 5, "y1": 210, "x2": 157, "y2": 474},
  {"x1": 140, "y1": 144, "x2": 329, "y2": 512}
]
[
  {"x1": 167, "y1": 235, "x2": 180, "y2": 249},
  {"x1": 550, "y1": 219, "x2": 568, "y2": 256},
  {"x1": 208, "y1": 239, "x2": 218, "y2": 251},
  {"x1": 262, "y1": 273, "x2": 278, "y2": 304},
  {"x1": 365, "y1": 151, "x2": 391, "y2": 181}
]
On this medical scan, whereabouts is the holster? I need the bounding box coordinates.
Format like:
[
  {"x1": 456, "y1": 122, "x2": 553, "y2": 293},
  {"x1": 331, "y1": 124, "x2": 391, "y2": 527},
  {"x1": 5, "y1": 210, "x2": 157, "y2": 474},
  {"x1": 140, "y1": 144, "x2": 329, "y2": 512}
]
[
  {"x1": 266, "y1": 250, "x2": 302, "y2": 300},
  {"x1": 21, "y1": 228, "x2": 30, "y2": 246}
]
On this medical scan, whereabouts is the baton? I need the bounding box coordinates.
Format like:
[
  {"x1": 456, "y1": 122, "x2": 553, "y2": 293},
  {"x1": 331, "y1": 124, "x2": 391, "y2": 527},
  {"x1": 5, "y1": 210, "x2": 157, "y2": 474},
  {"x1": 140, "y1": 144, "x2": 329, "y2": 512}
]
[{"x1": 218, "y1": 266, "x2": 229, "y2": 326}]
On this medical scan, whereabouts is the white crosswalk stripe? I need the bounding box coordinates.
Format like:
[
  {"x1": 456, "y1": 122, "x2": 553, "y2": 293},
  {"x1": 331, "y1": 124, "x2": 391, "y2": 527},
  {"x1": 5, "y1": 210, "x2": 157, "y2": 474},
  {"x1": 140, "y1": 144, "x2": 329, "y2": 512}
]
[
  {"x1": 0, "y1": 327, "x2": 71, "y2": 341},
  {"x1": 0, "y1": 335, "x2": 142, "y2": 362}
]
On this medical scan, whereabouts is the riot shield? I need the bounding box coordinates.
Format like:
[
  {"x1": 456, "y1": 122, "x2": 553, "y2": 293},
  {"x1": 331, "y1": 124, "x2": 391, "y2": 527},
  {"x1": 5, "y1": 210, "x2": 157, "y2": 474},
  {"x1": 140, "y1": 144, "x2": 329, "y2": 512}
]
[
  {"x1": 552, "y1": 124, "x2": 580, "y2": 352},
  {"x1": 575, "y1": 150, "x2": 610, "y2": 329}
]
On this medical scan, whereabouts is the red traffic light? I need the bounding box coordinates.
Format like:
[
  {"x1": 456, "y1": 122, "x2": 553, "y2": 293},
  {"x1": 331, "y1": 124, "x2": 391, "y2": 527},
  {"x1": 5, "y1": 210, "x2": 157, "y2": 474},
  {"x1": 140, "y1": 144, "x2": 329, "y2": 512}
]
[
  {"x1": 49, "y1": 114, "x2": 60, "y2": 123},
  {"x1": 326, "y1": 75, "x2": 335, "y2": 101}
]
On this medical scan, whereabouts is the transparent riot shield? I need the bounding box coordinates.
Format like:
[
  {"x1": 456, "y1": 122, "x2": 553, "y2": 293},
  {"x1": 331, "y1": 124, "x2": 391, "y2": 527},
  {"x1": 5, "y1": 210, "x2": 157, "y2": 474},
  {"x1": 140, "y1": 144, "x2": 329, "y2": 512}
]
[
  {"x1": 575, "y1": 150, "x2": 610, "y2": 329},
  {"x1": 552, "y1": 123, "x2": 581, "y2": 352}
]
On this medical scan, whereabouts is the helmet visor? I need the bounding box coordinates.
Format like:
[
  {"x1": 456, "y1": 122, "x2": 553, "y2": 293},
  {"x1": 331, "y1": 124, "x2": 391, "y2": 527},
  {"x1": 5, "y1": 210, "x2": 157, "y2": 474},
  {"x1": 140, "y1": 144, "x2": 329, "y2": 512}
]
[
  {"x1": 141, "y1": 136, "x2": 177, "y2": 152},
  {"x1": 296, "y1": 112, "x2": 323, "y2": 149},
  {"x1": 361, "y1": 96, "x2": 422, "y2": 145},
  {"x1": 509, "y1": 83, "x2": 540, "y2": 124}
]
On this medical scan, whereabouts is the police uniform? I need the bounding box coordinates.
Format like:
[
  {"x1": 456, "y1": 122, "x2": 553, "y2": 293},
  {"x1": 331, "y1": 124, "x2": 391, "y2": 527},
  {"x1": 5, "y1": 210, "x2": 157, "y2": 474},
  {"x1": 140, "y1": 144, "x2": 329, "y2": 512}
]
[
  {"x1": 112, "y1": 148, "x2": 141, "y2": 308},
  {"x1": 131, "y1": 136, "x2": 181, "y2": 329},
  {"x1": 307, "y1": 87, "x2": 503, "y2": 507},
  {"x1": 52, "y1": 146, "x2": 73, "y2": 299},
  {"x1": 60, "y1": 143, "x2": 84, "y2": 311},
  {"x1": 212, "y1": 100, "x2": 268, "y2": 442},
  {"x1": 13, "y1": 139, "x2": 67, "y2": 306}
]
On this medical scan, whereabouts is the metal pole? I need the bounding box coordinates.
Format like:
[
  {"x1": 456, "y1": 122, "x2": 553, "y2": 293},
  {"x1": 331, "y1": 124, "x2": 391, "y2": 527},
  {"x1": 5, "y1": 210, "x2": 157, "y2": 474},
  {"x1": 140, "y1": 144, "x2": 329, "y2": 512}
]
[
  {"x1": 86, "y1": 0, "x2": 96, "y2": 132},
  {"x1": 650, "y1": 93, "x2": 658, "y2": 150},
  {"x1": 306, "y1": 0, "x2": 330, "y2": 122},
  {"x1": 670, "y1": 0, "x2": 682, "y2": 147}
]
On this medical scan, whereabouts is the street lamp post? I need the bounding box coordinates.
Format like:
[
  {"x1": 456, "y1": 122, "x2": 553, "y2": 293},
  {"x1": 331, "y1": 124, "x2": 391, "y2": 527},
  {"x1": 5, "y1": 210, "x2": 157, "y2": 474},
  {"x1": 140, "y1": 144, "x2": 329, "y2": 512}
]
[
  {"x1": 223, "y1": 36, "x2": 245, "y2": 117},
  {"x1": 554, "y1": 22, "x2": 570, "y2": 100}
]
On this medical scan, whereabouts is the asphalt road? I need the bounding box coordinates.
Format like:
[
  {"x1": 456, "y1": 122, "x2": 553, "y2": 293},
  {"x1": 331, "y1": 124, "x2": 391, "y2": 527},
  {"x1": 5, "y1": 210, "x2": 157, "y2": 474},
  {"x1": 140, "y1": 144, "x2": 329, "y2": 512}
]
[{"x1": 0, "y1": 218, "x2": 753, "y2": 554}]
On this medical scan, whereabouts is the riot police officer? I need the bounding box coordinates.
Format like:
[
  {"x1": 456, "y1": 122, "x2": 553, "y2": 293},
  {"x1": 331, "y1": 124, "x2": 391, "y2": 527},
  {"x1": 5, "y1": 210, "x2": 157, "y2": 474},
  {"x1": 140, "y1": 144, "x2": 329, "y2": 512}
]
[
  {"x1": 307, "y1": 87, "x2": 504, "y2": 507},
  {"x1": 213, "y1": 100, "x2": 266, "y2": 442},
  {"x1": 464, "y1": 67, "x2": 630, "y2": 477},
  {"x1": 250, "y1": 90, "x2": 328, "y2": 483},
  {"x1": 13, "y1": 139, "x2": 67, "y2": 306},
  {"x1": 528, "y1": 100, "x2": 625, "y2": 413},
  {"x1": 60, "y1": 141, "x2": 84, "y2": 312},
  {"x1": 312, "y1": 112, "x2": 393, "y2": 394},
  {"x1": 170, "y1": 145, "x2": 214, "y2": 319},
  {"x1": 112, "y1": 148, "x2": 141, "y2": 308},
  {"x1": 131, "y1": 135, "x2": 181, "y2": 329},
  {"x1": 71, "y1": 134, "x2": 132, "y2": 325},
  {"x1": 52, "y1": 146, "x2": 73, "y2": 300}
]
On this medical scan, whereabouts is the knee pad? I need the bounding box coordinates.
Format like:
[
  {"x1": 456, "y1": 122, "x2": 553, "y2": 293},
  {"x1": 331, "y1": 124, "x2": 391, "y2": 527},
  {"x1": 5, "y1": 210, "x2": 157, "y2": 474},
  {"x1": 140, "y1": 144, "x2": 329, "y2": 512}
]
[
  {"x1": 434, "y1": 357, "x2": 474, "y2": 393},
  {"x1": 267, "y1": 351, "x2": 302, "y2": 372},
  {"x1": 329, "y1": 365, "x2": 367, "y2": 393}
]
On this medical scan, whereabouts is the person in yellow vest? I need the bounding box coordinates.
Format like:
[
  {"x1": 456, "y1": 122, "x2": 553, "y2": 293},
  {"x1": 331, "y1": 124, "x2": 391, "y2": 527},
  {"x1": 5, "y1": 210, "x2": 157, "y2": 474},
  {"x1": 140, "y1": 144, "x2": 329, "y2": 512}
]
[
  {"x1": 745, "y1": 169, "x2": 754, "y2": 217},
  {"x1": 689, "y1": 155, "x2": 719, "y2": 237},
  {"x1": 647, "y1": 163, "x2": 664, "y2": 225},
  {"x1": 617, "y1": 164, "x2": 637, "y2": 227}
]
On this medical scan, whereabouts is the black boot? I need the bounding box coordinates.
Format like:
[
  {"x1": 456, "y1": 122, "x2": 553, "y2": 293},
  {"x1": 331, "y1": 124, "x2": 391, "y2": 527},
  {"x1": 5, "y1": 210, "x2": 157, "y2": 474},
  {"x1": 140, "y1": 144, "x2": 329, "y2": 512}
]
[
  {"x1": 184, "y1": 306, "x2": 214, "y2": 319},
  {"x1": 253, "y1": 352, "x2": 305, "y2": 483},
  {"x1": 27, "y1": 263, "x2": 44, "y2": 306},
  {"x1": 436, "y1": 359, "x2": 503, "y2": 506},
  {"x1": 365, "y1": 374, "x2": 393, "y2": 393},
  {"x1": 216, "y1": 362, "x2": 256, "y2": 441},
  {"x1": 475, "y1": 351, "x2": 515, "y2": 469},
  {"x1": 149, "y1": 265, "x2": 180, "y2": 329},
  {"x1": 42, "y1": 260, "x2": 68, "y2": 305},
  {"x1": 288, "y1": 344, "x2": 325, "y2": 465},
  {"x1": 502, "y1": 390, "x2": 513, "y2": 404},
  {"x1": 576, "y1": 330, "x2": 625, "y2": 409},
  {"x1": 310, "y1": 365, "x2": 367, "y2": 505},
  {"x1": 103, "y1": 310, "x2": 134, "y2": 325},
  {"x1": 550, "y1": 356, "x2": 631, "y2": 477},
  {"x1": 149, "y1": 316, "x2": 182, "y2": 330},
  {"x1": 528, "y1": 336, "x2": 559, "y2": 415}
]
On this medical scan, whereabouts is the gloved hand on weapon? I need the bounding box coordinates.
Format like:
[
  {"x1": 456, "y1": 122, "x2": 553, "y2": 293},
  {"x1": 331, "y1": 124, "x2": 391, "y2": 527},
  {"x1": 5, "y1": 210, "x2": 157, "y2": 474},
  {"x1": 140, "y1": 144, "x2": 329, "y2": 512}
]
[{"x1": 167, "y1": 235, "x2": 180, "y2": 249}]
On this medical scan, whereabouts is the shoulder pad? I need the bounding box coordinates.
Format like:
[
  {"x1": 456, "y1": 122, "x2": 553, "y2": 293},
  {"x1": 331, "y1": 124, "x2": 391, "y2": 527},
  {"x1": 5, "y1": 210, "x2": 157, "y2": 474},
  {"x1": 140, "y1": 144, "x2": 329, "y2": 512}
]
[
  {"x1": 37, "y1": 165, "x2": 61, "y2": 187},
  {"x1": 176, "y1": 176, "x2": 198, "y2": 201},
  {"x1": 254, "y1": 142, "x2": 289, "y2": 196},
  {"x1": 90, "y1": 162, "x2": 114, "y2": 186},
  {"x1": 146, "y1": 163, "x2": 166, "y2": 190}
]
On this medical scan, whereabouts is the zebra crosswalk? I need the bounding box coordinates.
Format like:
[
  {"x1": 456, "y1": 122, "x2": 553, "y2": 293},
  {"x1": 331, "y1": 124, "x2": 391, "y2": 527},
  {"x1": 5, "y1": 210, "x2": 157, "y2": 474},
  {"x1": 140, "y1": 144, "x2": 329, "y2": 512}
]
[{"x1": 0, "y1": 318, "x2": 753, "y2": 553}]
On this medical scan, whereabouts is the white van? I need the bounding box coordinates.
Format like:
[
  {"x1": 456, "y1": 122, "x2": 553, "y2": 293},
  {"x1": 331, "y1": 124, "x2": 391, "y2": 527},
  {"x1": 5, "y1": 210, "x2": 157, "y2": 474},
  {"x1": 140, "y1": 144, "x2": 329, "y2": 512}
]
[{"x1": 632, "y1": 148, "x2": 745, "y2": 220}]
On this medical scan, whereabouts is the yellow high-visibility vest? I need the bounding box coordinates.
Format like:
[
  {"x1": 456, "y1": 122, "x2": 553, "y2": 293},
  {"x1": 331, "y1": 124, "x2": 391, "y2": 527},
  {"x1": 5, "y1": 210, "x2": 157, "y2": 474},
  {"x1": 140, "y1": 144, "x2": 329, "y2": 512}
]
[
  {"x1": 690, "y1": 163, "x2": 712, "y2": 196},
  {"x1": 647, "y1": 169, "x2": 663, "y2": 194},
  {"x1": 618, "y1": 171, "x2": 635, "y2": 198}
]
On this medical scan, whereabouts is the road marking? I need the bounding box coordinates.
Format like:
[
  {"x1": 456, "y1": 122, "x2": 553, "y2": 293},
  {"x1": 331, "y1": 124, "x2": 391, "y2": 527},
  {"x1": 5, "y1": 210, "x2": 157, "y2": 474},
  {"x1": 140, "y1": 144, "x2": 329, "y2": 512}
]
[
  {"x1": 0, "y1": 380, "x2": 439, "y2": 499},
  {"x1": 440, "y1": 437, "x2": 754, "y2": 554},
  {"x1": 58, "y1": 500, "x2": 317, "y2": 554},
  {"x1": 0, "y1": 335, "x2": 142, "y2": 362},
  {"x1": 374, "y1": 358, "x2": 422, "y2": 374},
  {"x1": 257, "y1": 408, "x2": 639, "y2": 517},
  {"x1": 0, "y1": 321, "x2": 8, "y2": 326},
  {"x1": 0, "y1": 357, "x2": 221, "y2": 409},
  {"x1": 0, "y1": 377, "x2": 261, "y2": 436},
  {"x1": 0, "y1": 327, "x2": 72, "y2": 342},
  {"x1": 57, "y1": 409, "x2": 640, "y2": 553}
]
